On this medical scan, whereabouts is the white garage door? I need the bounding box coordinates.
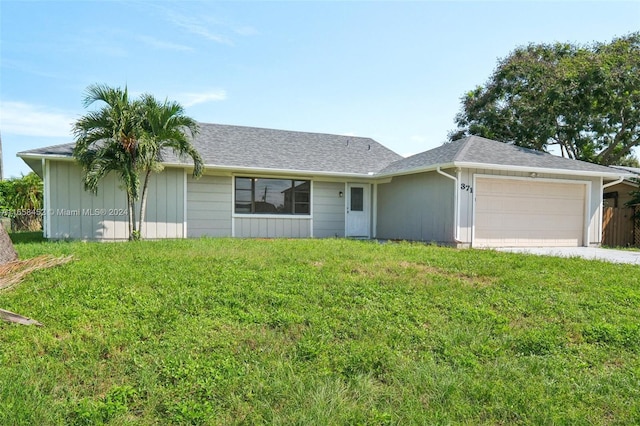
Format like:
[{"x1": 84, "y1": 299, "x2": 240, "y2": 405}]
[{"x1": 474, "y1": 178, "x2": 586, "y2": 248}]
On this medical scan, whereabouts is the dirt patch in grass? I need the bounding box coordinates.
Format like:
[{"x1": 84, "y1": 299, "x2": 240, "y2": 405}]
[{"x1": 347, "y1": 260, "x2": 494, "y2": 287}]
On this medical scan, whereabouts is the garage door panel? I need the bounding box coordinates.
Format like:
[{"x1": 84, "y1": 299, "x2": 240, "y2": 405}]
[{"x1": 474, "y1": 178, "x2": 585, "y2": 248}]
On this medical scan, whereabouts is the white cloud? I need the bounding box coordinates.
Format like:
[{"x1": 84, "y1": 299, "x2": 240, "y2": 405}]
[
  {"x1": 410, "y1": 135, "x2": 427, "y2": 143},
  {"x1": 175, "y1": 90, "x2": 228, "y2": 107},
  {"x1": 234, "y1": 25, "x2": 259, "y2": 36},
  {"x1": 0, "y1": 102, "x2": 75, "y2": 137},
  {"x1": 137, "y1": 35, "x2": 194, "y2": 52},
  {"x1": 161, "y1": 6, "x2": 258, "y2": 45},
  {"x1": 167, "y1": 12, "x2": 233, "y2": 45}
]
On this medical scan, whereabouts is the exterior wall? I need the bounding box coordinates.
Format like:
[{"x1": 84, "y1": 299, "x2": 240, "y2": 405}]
[
  {"x1": 458, "y1": 168, "x2": 602, "y2": 246},
  {"x1": 234, "y1": 217, "x2": 311, "y2": 237},
  {"x1": 46, "y1": 164, "x2": 347, "y2": 240},
  {"x1": 231, "y1": 179, "x2": 349, "y2": 239},
  {"x1": 186, "y1": 174, "x2": 232, "y2": 237},
  {"x1": 46, "y1": 160, "x2": 184, "y2": 240},
  {"x1": 603, "y1": 182, "x2": 637, "y2": 208},
  {"x1": 44, "y1": 160, "x2": 607, "y2": 246},
  {"x1": 313, "y1": 181, "x2": 345, "y2": 238},
  {"x1": 141, "y1": 168, "x2": 186, "y2": 239},
  {"x1": 375, "y1": 171, "x2": 455, "y2": 243}
]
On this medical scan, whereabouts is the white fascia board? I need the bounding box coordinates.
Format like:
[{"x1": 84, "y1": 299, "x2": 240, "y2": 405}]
[
  {"x1": 161, "y1": 162, "x2": 376, "y2": 180},
  {"x1": 377, "y1": 161, "x2": 632, "y2": 181},
  {"x1": 17, "y1": 153, "x2": 76, "y2": 162},
  {"x1": 455, "y1": 161, "x2": 632, "y2": 180},
  {"x1": 374, "y1": 163, "x2": 458, "y2": 179}
]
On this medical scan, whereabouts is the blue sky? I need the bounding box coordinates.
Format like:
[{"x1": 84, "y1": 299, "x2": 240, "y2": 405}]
[{"x1": 1, "y1": 1, "x2": 639, "y2": 178}]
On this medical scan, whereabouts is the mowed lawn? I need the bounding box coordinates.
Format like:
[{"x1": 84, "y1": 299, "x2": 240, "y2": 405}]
[{"x1": 1, "y1": 237, "x2": 639, "y2": 425}]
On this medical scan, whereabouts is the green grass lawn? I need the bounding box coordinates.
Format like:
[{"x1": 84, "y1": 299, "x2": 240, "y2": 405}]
[{"x1": 1, "y1": 238, "x2": 639, "y2": 425}]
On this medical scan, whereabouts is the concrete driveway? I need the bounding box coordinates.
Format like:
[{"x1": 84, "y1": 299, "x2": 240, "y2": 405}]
[{"x1": 495, "y1": 247, "x2": 640, "y2": 265}]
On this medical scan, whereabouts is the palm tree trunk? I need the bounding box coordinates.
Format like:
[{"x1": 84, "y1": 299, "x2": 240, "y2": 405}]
[
  {"x1": 138, "y1": 169, "x2": 152, "y2": 240},
  {"x1": 127, "y1": 192, "x2": 136, "y2": 241}
]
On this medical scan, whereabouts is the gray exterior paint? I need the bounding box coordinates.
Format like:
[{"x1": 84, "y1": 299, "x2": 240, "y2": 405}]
[
  {"x1": 186, "y1": 176, "x2": 346, "y2": 239},
  {"x1": 376, "y1": 171, "x2": 455, "y2": 243},
  {"x1": 313, "y1": 181, "x2": 346, "y2": 238},
  {"x1": 187, "y1": 174, "x2": 232, "y2": 237},
  {"x1": 19, "y1": 124, "x2": 631, "y2": 246},
  {"x1": 46, "y1": 161, "x2": 184, "y2": 240},
  {"x1": 375, "y1": 167, "x2": 604, "y2": 247},
  {"x1": 234, "y1": 217, "x2": 311, "y2": 238}
]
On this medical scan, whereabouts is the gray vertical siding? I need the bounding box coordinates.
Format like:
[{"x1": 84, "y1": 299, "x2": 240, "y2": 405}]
[
  {"x1": 186, "y1": 175, "x2": 232, "y2": 237},
  {"x1": 47, "y1": 161, "x2": 184, "y2": 240},
  {"x1": 141, "y1": 168, "x2": 185, "y2": 239},
  {"x1": 234, "y1": 217, "x2": 311, "y2": 238},
  {"x1": 313, "y1": 181, "x2": 345, "y2": 238},
  {"x1": 376, "y1": 171, "x2": 455, "y2": 243},
  {"x1": 48, "y1": 161, "x2": 128, "y2": 239}
]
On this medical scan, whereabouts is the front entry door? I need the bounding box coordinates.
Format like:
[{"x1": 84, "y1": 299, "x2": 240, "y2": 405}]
[{"x1": 346, "y1": 183, "x2": 370, "y2": 237}]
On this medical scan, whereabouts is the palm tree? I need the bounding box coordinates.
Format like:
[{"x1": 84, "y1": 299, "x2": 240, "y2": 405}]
[
  {"x1": 136, "y1": 94, "x2": 203, "y2": 238},
  {"x1": 73, "y1": 84, "x2": 204, "y2": 240},
  {"x1": 73, "y1": 84, "x2": 146, "y2": 240}
]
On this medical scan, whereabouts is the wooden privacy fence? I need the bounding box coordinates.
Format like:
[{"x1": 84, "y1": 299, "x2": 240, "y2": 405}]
[{"x1": 602, "y1": 206, "x2": 639, "y2": 247}]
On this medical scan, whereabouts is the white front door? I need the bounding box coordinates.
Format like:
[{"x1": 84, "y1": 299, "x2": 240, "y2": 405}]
[{"x1": 346, "y1": 183, "x2": 370, "y2": 237}]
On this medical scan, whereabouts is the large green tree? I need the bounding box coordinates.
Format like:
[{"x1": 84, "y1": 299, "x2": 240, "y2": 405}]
[
  {"x1": 73, "y1": 84, "x2": 203, "y2": 240},
  {"x1": 449, "y1": 32, "x2": 640, "y2": 166}
]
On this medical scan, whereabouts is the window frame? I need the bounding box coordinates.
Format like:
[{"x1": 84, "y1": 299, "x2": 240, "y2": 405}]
[{"x1": 233, "y1": 176, "x2": 312, "y2": 217}]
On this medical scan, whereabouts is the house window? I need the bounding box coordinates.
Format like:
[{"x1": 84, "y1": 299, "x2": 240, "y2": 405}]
[
  {"x1": 603, "y1": 192, "x2": 619, "y2": 208},
  {"x1": 234, "y1": 177, "x2": 310, "y2": 215},
  {"x1": 350, "y1": 187, "x2": 364, "y2": 212}
]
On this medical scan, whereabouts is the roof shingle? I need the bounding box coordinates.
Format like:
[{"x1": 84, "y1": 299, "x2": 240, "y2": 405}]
[
  {"x1": 18, "y1": 123, "x2": 403, "y2": 176},
  {"x1": 18, "y1": 127, "x2": 629, "y2": 178},
  {"x1": 378, "y1": 136, "x2": 624, "y2": 176}
]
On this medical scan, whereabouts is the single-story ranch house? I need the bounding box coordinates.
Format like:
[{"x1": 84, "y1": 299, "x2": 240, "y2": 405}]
[{"x1": 18, "y1": 123, "x2": 631, "y2": 248}]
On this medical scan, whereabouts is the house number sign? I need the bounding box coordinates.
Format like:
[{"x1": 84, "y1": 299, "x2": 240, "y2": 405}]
[{"x1": 460, "y1": 183, "x2": 473, "y2": 193}]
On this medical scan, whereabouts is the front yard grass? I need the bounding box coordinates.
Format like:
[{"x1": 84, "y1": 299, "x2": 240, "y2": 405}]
[{"x1": 1, "y1": 238, "x2": 639, "y2": 424}]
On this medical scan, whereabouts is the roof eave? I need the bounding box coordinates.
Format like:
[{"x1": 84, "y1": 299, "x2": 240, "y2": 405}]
[
  {"x1": 17, "y1": 152, "x2": 76, "y2": 162},
  {"x1": 374, "y1": 161, "x2": 633, "y2": 180},
  {"x1": 374, "y1": 162, "x2": 457, "y2": 179},
  {"x1": 145, "y1": 161, "x2": 379, "y2": 179},
  {"x1": 17, "y1": 154, "x2": 379, "y2": 178},
  {"x1": 456, "y1": 161, "x2": 633, "y2": 179}
]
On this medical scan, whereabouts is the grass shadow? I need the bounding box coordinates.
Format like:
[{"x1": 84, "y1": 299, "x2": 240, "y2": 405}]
[{"x1": 9, "y1": 232, "x2": 45, "y2": 245}]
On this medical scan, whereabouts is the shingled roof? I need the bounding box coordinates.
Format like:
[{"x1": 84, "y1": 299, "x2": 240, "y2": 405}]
[
  {"x1": 18, "y1": 127, "x2": 629, "y2": 179},
  {"x1": 18, "y1": 123, "x2": 403, "y2": 176},
  {"x1": 378, "y1": 135, "x2": 626, "y2": 177}
]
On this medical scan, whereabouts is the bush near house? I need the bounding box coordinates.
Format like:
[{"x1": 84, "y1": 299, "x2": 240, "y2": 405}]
[
  {"x1": 1, "y1": 238, "x2": 639, "y2": 424},
  {"x1": 0, "y1": 173, "x2": 43, "y2": 232}
]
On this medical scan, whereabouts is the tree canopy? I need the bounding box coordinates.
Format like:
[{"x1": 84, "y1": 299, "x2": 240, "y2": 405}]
[
  {"x1": 449, "y1": 32, "x2": 640, "y2": 166},
  {"x1": 73, "y1": 84, "x2": 203, "y2": 240}
]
